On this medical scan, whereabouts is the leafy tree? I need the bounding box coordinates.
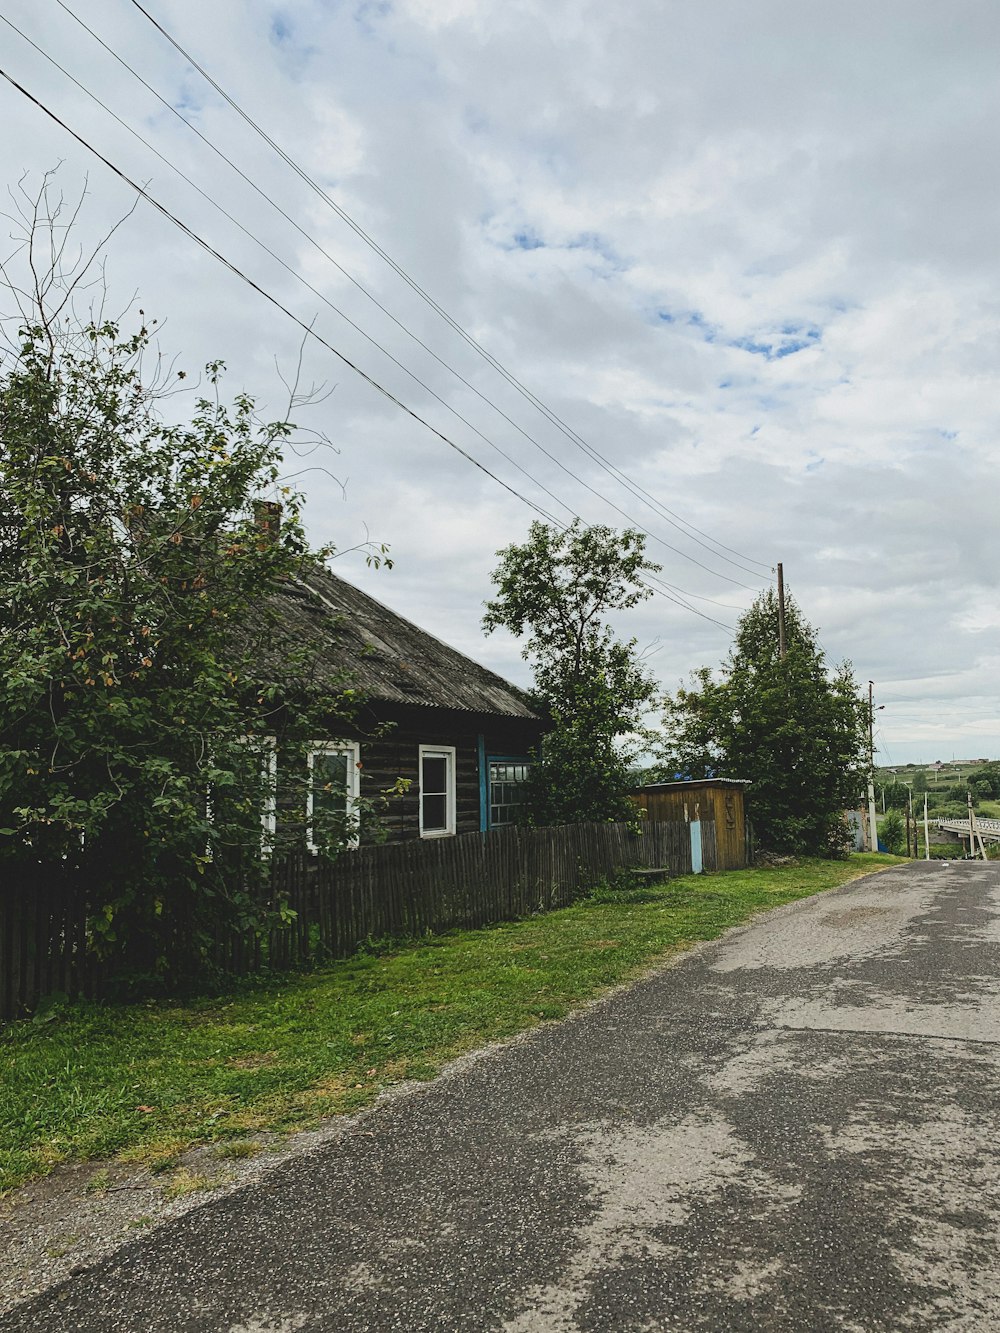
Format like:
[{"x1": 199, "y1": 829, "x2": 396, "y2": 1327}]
[
  {"x1": 881, "y1": 781, "x2": 910, "y2": 812},
  {"x1": 0, "y1": 180, "x2": 375, "y2": 983},
  {"x1": 970, "y1": 765, "x2": 1000, "y2": 800},
  {"x1": 659, "y1": 587, "x2": 868, "y2": 856},
  {"x1": 483, "y1": 519, "x2": 660, "y2": 825},
  {"x1": 911, "y1": 770, "x2": 928, "y2": 794},
  {"x1": 879, "y1": 810, "x2": 905, "y2": 855}
]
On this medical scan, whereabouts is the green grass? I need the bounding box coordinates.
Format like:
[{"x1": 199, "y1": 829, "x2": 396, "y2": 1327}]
[
  {"x1": 928, "y1": 841, "x2": 965, "y2": 859},
  {"x1": 0, "y1": 854, "x2": 893, "y2": 1194}
]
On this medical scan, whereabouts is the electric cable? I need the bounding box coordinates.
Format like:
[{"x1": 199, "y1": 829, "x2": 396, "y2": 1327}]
[
  {"x1": 8, "y1": 8, "x2": 752, "y2": 603},
  {"x1": 46, "y1": 1, "x2": 762, "y2": 592},
  {"x1": 0, "y1": 62, "x2": 735, "y2": 634},
  {"x1": 121, "y1": 0, "x2": 773, "y2": 579},
  {"x1": 0, "y1": 11, "x2": 580, "y2": 528}
]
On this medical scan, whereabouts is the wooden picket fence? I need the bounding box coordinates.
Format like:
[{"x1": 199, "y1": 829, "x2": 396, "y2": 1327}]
[{"x1": 0, "y1": 818, "x2": 713, "y2": 1020}]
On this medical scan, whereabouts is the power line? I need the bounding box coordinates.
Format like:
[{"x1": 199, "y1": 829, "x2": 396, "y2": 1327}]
[
  {"x1": 5, "y1": 10, "x2": 743, "y2": 613},
  {"x1": 0, "y1": 62, "x2": 735, "y2": 634},
  {"x1": 123, "y1": 0, "x2": 772, "y2": 580},
  {"x1": 0, "y1": 66, "x2": 558, "y2": 524},
  {"x1": 47, "y1": 1, "x2": 763, "y2": 594},
  {"x1": 1, "y1": 10, "x2": 579, "y2": 528}
]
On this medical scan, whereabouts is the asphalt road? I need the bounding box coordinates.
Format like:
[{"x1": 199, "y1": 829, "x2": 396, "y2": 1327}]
[{"x1": 5, "y1": 860, "x2": 1000, "y2": 1332}]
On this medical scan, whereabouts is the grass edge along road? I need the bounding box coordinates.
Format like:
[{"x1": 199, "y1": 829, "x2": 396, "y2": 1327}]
[{"x1": 1, "y1": 854, "x2": 894, "y2": 1195}]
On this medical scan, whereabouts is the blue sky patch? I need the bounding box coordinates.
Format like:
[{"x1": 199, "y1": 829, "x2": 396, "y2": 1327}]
[
  {"x1": 687, "y1": 311, "x2": 716, "y2": 342},
  {"x1": 731, "y1": 322, "x2": 821, "y2": 361},
  {"x1": 566, "y1": 232, "x2": 624, "y2": 269},
  {"x1": 512, "y1": 230, "x2": 546, "y2": 251},
  {"x1": 171, "y1": 87, "x2": 202, "y2": 117},
  {"x1": 732, "y1": 336, "x2": 773, "y2": 358},
  {"x1": 655, "y1": 308, "x2": 717, "y2": 341}
]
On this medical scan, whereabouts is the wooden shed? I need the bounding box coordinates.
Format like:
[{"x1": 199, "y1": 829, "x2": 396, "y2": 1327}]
[{"x1": 631, "y1": 779, "x2": 751, "y2": 871}]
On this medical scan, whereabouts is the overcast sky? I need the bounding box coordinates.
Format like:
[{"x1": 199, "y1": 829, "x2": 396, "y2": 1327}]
[{"x1": 2, "y1": 0, "x2": 998, "y2": 764}]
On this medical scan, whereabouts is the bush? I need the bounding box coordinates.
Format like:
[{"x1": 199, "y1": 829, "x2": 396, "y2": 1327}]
[{"x1": 879, "y1": 811, "x2": 905, "y2": 855}]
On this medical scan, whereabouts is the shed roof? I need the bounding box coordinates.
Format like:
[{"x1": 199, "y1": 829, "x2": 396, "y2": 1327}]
[
  {"x1": 274, "y1": 565, "x2": 538, "y2": 720},
  {"x1": 633, "y1": 778, "x2": 750, "y2": 792}
]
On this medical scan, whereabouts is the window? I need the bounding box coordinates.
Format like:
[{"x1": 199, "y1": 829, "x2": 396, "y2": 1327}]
[
  {"x1": 489, "y1": 759, "x2": 533, "y2": 828},
  {"x1": 307, "y1": 742, "x2": 361, "y2": 852},
  {"x1": 259, "y1": 738, "x2": 278, "y2": 846},
  {"x1": 208, "y1": 735, "x2": 276, "y2": 855},
  {"x1": 419, "y1": 745, "x2": 456, "y2": 837}
]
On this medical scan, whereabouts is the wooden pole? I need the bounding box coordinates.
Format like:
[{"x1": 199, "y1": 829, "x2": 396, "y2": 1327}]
[
  {"x1": 969, "y1": 792, "x2": 988, "y2": 860},
  {"x1": 928, "y1": 789, "x2": 938, "y2": 863},
  {"x1": 777, "y1": 563, "x2": 787, "y2": 660},
  {"x1": 867, "y1": 681, "x2": 880, "y2": 853}
]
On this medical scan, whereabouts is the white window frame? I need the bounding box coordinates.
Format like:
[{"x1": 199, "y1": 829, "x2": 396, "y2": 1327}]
[
  {"x1": 418, "y1": 745, "x2": 457, "y2": 838},
  {"x1": 206, "y1": 735, "x2": 276, "y2": 855},
  {"x1": 306, "y1": 741, "x2": 361, "y2": 852},
  {"x1": 259, "y1": 737, "x2": 278, "y2": 848}
]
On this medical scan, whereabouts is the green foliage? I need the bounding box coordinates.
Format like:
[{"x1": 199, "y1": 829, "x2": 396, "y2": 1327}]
[
  {"x1": 660, "y1": 588, "x2": 869, "y2": 855},
  {"x1": 0, "y1": 187, "x2": 371, "y2": 982},
  {"x1": 881, "y1": 781, "x2": 911, "y2": 811},
  {"x1": 879, "y1": 810, "x2": 905, "y2": 855},
  {"x1": 929, "y1": 842, "x2": 964, "y2": 859},
  {"x1": 483, "y1": 519, "x2": 660, "y2": 824},
  {"x1": 970, "y1": 764, "x2": 1000, "y2": 799},
  {"x1": 930, "y1": 799, "x2": 971, "y2": 818}
]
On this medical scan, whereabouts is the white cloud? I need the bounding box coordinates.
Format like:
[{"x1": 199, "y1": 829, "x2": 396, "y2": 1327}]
[{"x1": 1, "y1": 0, "x2": 997, "y2": 761}]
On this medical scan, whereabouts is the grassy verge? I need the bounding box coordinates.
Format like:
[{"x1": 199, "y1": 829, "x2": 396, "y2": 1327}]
[
  {"x1": 929, "y1": 841, "x2": 965, "y2": 859},
  {"x1": 1, "y1": 854, "x2": 893, "y2": 1194}
]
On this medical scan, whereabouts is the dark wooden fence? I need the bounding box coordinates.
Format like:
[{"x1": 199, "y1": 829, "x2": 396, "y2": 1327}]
[{"x1": 0, "y1": 818, "x2": 712, "y2": 1021}]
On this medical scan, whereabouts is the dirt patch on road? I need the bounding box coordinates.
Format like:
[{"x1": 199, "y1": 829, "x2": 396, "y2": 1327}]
[{"x1": 821, "y1": 906, "x2": 892, "y2": 928}]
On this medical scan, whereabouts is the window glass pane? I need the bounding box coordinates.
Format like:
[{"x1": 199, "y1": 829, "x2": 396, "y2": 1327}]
[
  {"x1": 422, "y1": 793, "x2": 447, "y2": 831},
  {"x1": 489, "y1": 759, "x2": 532, "y2": 828},
  {"x1": 309, "y1": 747, "x2": 360, "y2": 851},
  {"x1": 312, "y1": 751, "x2": 349, "y2": 818},
  {"x1": 210, "y1": 739, "x2": 275, "y2": 851},
  {"x1": 422, "y1": 755, "x2": 447, "y2": 794}
]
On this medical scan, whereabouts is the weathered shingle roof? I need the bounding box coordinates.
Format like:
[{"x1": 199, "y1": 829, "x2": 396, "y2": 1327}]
[{"x1": 275, "y1": 566, "x2": 538, "y2": 719}]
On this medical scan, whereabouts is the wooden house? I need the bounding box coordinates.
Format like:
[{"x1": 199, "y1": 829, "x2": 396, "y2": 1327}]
[
  {"x1": 272, "y1": 567, "x2": 545, "y2": 844},
  {"x1": 631, "y1": 778, "x2": 750, "y2": 871}
]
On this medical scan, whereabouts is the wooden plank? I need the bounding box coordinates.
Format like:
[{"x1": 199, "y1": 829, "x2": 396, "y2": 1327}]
[{"x1": 1, "y1": 820, "x2": 706, "y2": 1015}]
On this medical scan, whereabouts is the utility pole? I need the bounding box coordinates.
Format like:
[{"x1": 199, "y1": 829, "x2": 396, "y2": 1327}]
[
  {"x1": 928, "y1": 789, "x2": 938, "y2": 863},
  {"x1": 968, "y1": 790, "x2": 988, "y2": 860},
  {"x1": 906, "y1": 789, "x2": 917, "y2": 863},
  {"x1": 867, "y1": 681, "x2": 881, "y2": 854},
  {"x1": 967, "y1": 790, "x2": 976, "y2": 859},
  {"x1": 777, "y1": 563, "x2": 787, "y2": 660}
]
